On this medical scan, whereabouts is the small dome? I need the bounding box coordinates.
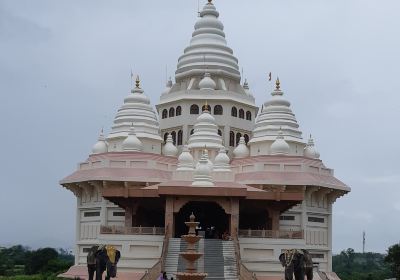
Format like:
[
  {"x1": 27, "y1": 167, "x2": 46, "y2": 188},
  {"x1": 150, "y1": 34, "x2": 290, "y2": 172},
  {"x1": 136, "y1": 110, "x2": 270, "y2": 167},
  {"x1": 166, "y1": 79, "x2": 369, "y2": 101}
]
[
  {"x1": 192, "y1": 149, "x2": 214, "y2": 186},
  {"x1": 243, "y1": 79, "x2": 253, "y2": 96},
  {"x1": 122, "y1": 126, "x2": 143, "y2": 152},
  {"x1": 177, "y1": 145, "x2": 194, "y2": 171},
  {"x1": 304, "y1": 135, "x2": 320, "y2": 159},
  {"x1": 233, "y1": 137, "x2": 250, "y2": 158},
  {"x1": 92, "y1": 130, "x2": 108, "y2": 154},
  {"x1": 162, "y1": 77, "x2": 173, "y2": 95},
  {"x1": 270, "y1": 130, "x2": 290, "y2": 155},
  {"x1": 214, "y1": 147, "x2": 231, "y2": 172},
  {"x1": 163, "y1": 134, "x2": 178, "y2": 157},
  {"x1": 199, "y1": 72, "x2": 216, "y2": 90}
]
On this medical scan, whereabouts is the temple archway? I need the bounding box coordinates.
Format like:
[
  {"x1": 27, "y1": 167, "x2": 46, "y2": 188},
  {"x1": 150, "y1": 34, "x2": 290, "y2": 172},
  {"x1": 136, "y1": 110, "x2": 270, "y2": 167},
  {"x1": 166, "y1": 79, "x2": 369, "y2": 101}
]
[{"x1": 174, "y1": 201, "x2": 229, "y2": 239}]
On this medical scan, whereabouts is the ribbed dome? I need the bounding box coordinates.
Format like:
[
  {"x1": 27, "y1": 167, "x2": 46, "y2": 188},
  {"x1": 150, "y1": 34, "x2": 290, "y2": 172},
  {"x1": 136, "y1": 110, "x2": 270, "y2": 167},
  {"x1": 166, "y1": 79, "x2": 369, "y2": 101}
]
[
  {"x1": 162, "y1": 134, "x2": 178, "y2": 157},
  {"x1": 108, "y1": 77, "x2": 162, "y2": 142},
  {"x1": 304, "y1": 135, "x2": 320, "y2": 159},
  {"x1": 92, "y1": 130, "x2": 108, "y2": 154},
  {"x1": 199, "y1": 72, "x2": 216, "y2": 90},
  {"x1": 175, "y1": 1, "x2": 240, "y2": 82},
  {"x1": 188, "y1": 109, "x2": 223, "y2": 150},
  {"x1": 177, "y1": 145, "x2": 194, "y2": 171},
  {"x1": 270, "y1": 130, "x2": 290, "y2": 155},
  {"x1": 214, "y1": 147, "x2": 231, "y2": 172},
  {"x1": 233, "y1": 137, "x2": 250, "y2": 158},
  {"x1": 250, "y1": 79, "x2": 304, "y2": 144},
  {"x1": 192, "y1": 149, "x2": 214, "y2": 186},
  {"x1": 122, "y1": 126, "x2": 143, "y2": 152}
]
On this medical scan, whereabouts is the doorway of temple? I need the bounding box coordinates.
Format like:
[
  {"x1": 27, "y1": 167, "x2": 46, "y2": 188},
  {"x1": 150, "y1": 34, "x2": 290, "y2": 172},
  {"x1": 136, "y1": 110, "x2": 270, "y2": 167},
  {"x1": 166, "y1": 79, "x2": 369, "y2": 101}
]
[{"x1": 174, "y1": 201, "x2": 229, "y2": 239}]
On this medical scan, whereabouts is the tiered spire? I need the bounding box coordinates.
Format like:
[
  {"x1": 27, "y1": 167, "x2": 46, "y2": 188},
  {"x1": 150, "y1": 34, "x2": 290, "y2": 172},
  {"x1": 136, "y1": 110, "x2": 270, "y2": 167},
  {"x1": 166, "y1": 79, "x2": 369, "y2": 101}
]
[
  {"x1": 107, "y1": 74, "x2": 162, "y2": 146},
  {"x1": 250, "y1": 78, "x2": 304, "y2": 144},
  {"x1": 175, "y1": 0, "x2": 240, "y2": 82}
]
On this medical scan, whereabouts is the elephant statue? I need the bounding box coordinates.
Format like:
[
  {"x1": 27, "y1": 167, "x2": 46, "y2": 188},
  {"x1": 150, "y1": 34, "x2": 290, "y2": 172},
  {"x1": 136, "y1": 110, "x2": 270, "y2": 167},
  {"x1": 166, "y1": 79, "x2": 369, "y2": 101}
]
[
  {"x1": 86, "y1": 245, "x2": 121, "y2": 280},
  {"x1": 279, "y1": 249, "x2": 313, "y2": 280}
]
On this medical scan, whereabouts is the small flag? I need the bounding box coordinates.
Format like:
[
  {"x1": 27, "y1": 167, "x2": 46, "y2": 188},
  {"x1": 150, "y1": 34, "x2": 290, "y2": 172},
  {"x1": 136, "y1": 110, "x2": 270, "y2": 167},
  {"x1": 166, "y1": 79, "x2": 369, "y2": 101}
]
[{"x1": 268, "y1": 72, "x2": 272, "y2": 81}]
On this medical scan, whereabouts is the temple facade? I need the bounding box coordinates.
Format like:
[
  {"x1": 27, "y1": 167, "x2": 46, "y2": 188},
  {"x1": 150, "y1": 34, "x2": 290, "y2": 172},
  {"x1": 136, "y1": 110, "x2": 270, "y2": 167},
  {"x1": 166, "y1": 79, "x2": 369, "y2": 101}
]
[{"x1": 60, "y1": 1, "x2": 349, "y2": 279}]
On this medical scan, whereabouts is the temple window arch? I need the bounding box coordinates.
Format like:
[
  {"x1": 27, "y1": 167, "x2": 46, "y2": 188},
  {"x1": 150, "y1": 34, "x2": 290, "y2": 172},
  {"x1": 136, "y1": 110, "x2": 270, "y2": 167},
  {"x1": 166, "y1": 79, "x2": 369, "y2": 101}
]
[
  {"x1": 176, "y1": 106, "x2": 182, "y2": 116},
  {"x1": 163, "y1": 132, "x2": 168, "y2": 144},
  {"x1": 190, "y1": 104, "x2": 199, "y2": 114},
  {"x1": 218, "y1": 129, "x2": 222, "y2": 136},
  {"x1": 177, "y1": 130, "x2": 183, "y2": 145},
  {"x1": 169, "y1": 107, "x2": 175, "y2": 117},
  {"x1": 190, "y1": 129, "x2": 194, "y2": 135},
  {"x1": 231, "y1": 106, "x2": 237, "y2": 117},
  {"x1": 244, "y1": 134, "x2": 249, "y2": 144},
  {"x1": 229, "y1": 131, "x2": 235, "y2": 147},
  {"x1": 162, "y1": 109, "x2": 168, "y2": 119},
  {"x1": 236, "y1": 132, "x2": 242, "y2": 146},
  {"x1": 239, "y1": 109, "x2": 245, "y2": 119},
  {"x1": 246, "y1": 111, "x2": 252, "y2": 121},
  {"x1": 214, "y1": 105, "x2": 223, "y2": 115},
  {"x1": 171, "y1": 131, "x2": 177, "y2": 145}
]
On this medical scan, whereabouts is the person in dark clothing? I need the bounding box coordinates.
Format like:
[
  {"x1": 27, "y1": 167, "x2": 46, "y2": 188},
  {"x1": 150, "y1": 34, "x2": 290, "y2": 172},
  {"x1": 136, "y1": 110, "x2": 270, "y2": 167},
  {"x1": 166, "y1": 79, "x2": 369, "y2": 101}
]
[{"x1": 86, "y1": 245, "x2": 99, "y2": 280}]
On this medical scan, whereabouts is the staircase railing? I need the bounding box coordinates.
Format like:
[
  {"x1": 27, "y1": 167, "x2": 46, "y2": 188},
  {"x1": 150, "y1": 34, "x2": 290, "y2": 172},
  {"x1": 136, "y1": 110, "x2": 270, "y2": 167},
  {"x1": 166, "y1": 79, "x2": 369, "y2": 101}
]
[
  {"x1": 233, "y1": 233, "x2": 257, "y2": 280},
  {"x1": 140, "y1": 225, "x2": 169, "y2": 280}
]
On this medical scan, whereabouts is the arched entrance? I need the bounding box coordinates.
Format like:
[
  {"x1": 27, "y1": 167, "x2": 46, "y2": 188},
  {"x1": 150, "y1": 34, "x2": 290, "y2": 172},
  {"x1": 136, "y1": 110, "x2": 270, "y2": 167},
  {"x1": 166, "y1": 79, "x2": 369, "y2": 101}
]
[{"x1": 174, "y1": 201, "x2": 229, "y2": 239}]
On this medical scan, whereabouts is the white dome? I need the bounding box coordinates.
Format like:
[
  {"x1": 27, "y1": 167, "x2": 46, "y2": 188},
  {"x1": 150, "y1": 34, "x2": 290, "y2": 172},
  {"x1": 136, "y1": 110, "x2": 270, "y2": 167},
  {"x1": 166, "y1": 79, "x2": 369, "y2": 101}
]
[
  {"x1": 177, "y1": 145, "x2": 194, "y2": 171},
  {"x1": 175, "y1": 1, "x2": 240, "y2": 82},
  {"x1": 162, "y1": 134, "x2": 178, "y2": 157},
  {"x1": 214, "y1": 147, "x2": 231, "y2": 172},
  {"x1": 199, "y1": 73, "x2": 216, "y2": 90},
  {"x1": 188, "y1": 109, "x2": 223, "y2": 150},
  {"x1": 107, "y1": 77, "x2": 163, "y2": 143},
  {"x1": 250, "y1": 78, "x2": 304, "y2": 144},
  {"x1": 192, "y1": 149, "x2": 214, "y2": 186},
  {"x1": 304, "y1": 135, "x2": 320, "y2": 159},
  {"x1": 122, "y1": 126, "x2": 143, "y2": 152},
  {"x1": 92, "y1": 130, "x2": 108, "y2": 154},
  {"x1": 270, "y1": 130, "x2": 290, "y2": 155},
  {"x1": 233, "y1": 137, "x2": 250, "y2": 158}
]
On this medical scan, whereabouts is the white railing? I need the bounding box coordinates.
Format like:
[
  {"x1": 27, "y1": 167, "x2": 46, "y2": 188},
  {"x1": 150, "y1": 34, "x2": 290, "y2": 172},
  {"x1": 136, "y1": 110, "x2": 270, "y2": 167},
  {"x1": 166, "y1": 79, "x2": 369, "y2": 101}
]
[
  {"x1": 238, "y1": 229, "x2": 303, "y2": 239},
  {"x1": 100, "y1": 225, "x2": 165, "y2": 235}
]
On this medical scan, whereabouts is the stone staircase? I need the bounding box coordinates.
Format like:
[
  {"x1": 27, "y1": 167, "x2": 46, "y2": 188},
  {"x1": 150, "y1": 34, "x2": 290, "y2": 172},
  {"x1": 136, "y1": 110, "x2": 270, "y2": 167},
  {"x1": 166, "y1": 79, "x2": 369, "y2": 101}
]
[{"x1": 164, "y1": 238, "x2": 238, "y2": 280}]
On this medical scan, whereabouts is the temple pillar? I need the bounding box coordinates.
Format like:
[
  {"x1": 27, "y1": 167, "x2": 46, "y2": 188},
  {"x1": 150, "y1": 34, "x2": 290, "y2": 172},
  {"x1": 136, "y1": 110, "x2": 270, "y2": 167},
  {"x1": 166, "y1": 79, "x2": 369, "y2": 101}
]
[
  {"x1": 125, "y1": 205, "x2": 133, "y2": 227},
  {"x1": 165, "y1": 196, "x2": 174, "y2": 238},
  {"x1": 230, "y1": 198, "x2": 239, "y2": 238},
  {"x1": 270, "y1": 208, "x2": 280, "y2": 231}
]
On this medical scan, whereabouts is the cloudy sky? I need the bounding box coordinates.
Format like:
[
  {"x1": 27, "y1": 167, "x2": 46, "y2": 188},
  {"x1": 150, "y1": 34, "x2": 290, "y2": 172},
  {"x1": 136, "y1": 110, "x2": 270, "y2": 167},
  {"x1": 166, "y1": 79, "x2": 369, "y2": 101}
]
[{"x1": 0, "y1": 0, "x2": 399, "y2": 253}]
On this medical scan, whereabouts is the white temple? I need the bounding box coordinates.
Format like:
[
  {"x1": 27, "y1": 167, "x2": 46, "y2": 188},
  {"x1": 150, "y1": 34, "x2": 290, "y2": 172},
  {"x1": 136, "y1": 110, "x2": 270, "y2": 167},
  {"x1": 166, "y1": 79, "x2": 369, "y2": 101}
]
[{"x1": 60, "y1": 1, "x2": 350, "y2": 279}]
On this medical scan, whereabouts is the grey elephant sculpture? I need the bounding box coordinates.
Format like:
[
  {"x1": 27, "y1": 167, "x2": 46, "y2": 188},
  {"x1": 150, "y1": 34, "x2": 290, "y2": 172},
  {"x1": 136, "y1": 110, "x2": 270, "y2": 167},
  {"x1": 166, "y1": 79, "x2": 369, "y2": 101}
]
[
  {"x1": 95, "y1": 245, "x2": 121, "y2": 280},
  {"x1": 279, "y1": 249, "x2": 313, "y2": 280}
]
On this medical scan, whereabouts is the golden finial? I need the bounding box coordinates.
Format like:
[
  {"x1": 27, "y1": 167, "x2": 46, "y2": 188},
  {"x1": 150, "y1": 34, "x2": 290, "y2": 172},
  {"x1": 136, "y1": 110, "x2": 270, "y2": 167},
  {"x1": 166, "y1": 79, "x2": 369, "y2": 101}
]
[
  {"x1": 135, "y1": 75, "x2": 140, "y2": 88},
  {"x1": 275, "y1": 77, "x2": 280, "y2": 90}
]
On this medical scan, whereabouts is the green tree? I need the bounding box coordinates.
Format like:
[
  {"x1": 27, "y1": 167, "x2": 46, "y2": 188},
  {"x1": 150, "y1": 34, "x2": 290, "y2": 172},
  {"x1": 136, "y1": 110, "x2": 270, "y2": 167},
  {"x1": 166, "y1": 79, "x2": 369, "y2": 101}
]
[
  {"x1": 24, "y1": 248, "x2": 58, "y2": 275},
  {"x1": 385, "y1": 243, "x2": 400, "y2": 279}
]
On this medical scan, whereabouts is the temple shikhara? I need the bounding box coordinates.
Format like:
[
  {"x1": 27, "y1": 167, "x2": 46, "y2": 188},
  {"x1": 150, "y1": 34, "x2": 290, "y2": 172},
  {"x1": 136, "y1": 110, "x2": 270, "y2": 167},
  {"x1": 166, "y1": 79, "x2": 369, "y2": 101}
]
[{"x1": 60, "y1": 1, "x2": 350, "y2": 279}]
